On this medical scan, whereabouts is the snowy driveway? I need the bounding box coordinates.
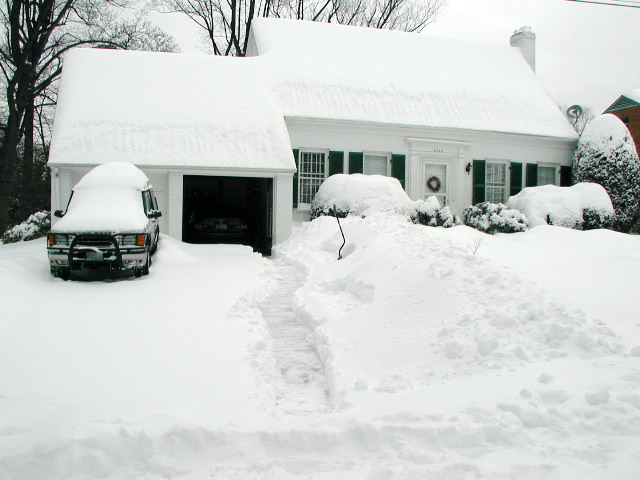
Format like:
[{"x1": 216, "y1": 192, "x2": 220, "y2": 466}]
[{"x1": 1, "y1": 220, "x2": 640, "y2": 479}]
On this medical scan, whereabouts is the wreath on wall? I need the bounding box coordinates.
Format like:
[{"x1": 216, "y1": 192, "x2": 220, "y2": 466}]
[{"x1": 426, "y1": 176, "x2": 442, "y2": 193}]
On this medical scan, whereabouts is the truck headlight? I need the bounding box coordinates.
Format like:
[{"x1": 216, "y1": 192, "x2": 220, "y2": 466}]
[
  {"x1": 115, "y1": 234, "x2": 146, "y2": 246},
  {"x1": 48, "y1": 234, "x2": 72, "y2": 246}
]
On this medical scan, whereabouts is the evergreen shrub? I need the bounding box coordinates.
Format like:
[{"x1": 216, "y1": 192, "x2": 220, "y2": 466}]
[
  {"x1": 1, "y1": 211, "x2": 51, "y2": 244},
  {"x1": 464, "y1": 202, "x2": 528, "y2": 234}
]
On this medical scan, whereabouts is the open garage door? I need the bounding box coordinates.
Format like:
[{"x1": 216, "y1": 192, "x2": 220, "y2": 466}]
[{"x1": 183, "y1": 175, "x2": 273, "y2": 255}]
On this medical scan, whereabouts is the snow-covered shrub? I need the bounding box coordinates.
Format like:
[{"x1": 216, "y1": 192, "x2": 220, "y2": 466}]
[
  {"x1": 463, "y1": 202, "x2": 528, "y2": 234},
  {"x1": 412, "y1": 196, "x2": 461, "y2": 228},
  {"x1": 507, "y1": 183, "x2": 614, "y2": 230},
  {"x1": 583, "y1": 207, "x2": 614, "y2": 230},
  {"x1": 1, "y1": 211, "x2": 51, "y2": 244},
  {"x1": 310, "y1": 174, "x2": 415, "y2": 220},
  {"x1": 572, "y1": 114, "x2": 640, "y2": 232}
]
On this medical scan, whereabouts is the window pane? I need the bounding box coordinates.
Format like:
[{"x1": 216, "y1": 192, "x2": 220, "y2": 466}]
[
  {"x1": 538, "y1": 166, "x2": 556, "y2": 186},
  {"x1": 486, "y1": 162, "x2": 507, "y2": 203},
  {"x1": 299, "y1": 152, "x2": 326, "y2": 204},
  {"x1": 363, "y1": 154, "x2": 388, "y2": 176}
]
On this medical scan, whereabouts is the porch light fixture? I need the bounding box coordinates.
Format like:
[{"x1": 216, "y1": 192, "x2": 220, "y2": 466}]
[{"x1": 465, "y1": 163, "x2": 472, "y2": 174}]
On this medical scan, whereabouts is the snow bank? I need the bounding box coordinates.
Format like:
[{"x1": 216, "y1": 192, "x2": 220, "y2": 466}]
[
  {"x1": 51, "y1": 163, "x2": 154, "y2": 233},
  {"x1": 507, "y1": 183, "x2": 613, "y2": 228},
  {"x1": 311, "y1": 174, "x2": 415, "y2": 218},
  {"x1": 273, "y1": 213, "x2": 638, "y2": 478},
  {"x1": 2, "y1": 214, "x2": 640, "y2": 479}
]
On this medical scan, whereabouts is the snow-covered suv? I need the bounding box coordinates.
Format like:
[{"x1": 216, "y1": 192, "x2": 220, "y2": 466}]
[{"x1": 47, "y1": 162, "x2": 161, "y2": 280}]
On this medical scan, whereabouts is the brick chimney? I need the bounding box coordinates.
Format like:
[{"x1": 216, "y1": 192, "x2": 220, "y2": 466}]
[{"x1": 510, "y1": 26, "x2": 536, "y2": 72}]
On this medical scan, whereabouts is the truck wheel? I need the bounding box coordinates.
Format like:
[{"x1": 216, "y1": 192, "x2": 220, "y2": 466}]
[
  {"x1": 58, "y1": 267, "x2": 70, "y2": 281},
  {"x1": 142, "y1": 252, "x2": 150, "y2": 275},
  {"x1": 150, "y1": 230, "x2": 159, "y2": 255}
]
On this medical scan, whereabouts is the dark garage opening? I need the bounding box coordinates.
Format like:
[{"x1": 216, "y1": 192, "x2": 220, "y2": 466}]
[{"x1": 183, "y1": 175, "x2": 273, "y2": 255}]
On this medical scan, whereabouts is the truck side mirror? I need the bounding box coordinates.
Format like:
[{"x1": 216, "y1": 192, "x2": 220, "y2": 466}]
[{"x1": 54, "y1": 210, "x2": 65, "y2": 218}]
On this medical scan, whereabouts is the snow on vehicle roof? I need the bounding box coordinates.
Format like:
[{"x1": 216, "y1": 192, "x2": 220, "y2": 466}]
[
  {"x1": 48, "y1": 48, "x2": 296, "y2": 171},
  {"x1": 73, "y1": 162, "x2": 151, "y2": 191},
  {"x1": 51, "y1": 163, "x2": 153, "y2": 233},
  {"x1": 249, "y1": 18, "x2": 577, "y2": 139}
]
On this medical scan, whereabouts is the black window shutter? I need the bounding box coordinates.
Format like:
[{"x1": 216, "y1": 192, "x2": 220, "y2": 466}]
[
  {"x1": 349, "y1": 152, "x2": 363, "y2": 174},
  {"x1": 329, "y1": 151, "x2": 344, "y2": 177},
  {"x1": 526, "y1": 163, "x2": 538, "y2": 187},
  {"x1": 391, "y1": 154, "x2": 406, "y2": 189},
  {"x1": 472, "y1": 159, "x2": 486, "y2": 204},
  {"x1": 510, "y1": 162, "x2": 523, "y2": 197},
  {"x1": 292, "y1": 149, "x2": 299, "y2": 208},
  {"x1": 560, "y1": 166, "x2": 572, "y2": 187}
]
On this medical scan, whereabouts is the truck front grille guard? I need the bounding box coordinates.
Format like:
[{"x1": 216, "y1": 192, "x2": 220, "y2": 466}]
[{"x1": 67, "y1": 234, "x2": 123, "y2": 268}]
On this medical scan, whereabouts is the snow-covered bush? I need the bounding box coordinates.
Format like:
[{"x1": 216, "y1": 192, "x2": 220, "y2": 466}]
[
  {"x1": 463, "y1": 202, "x2": 528, "y2": 234},
  {"x1": 583, "y1": 207, "x2": 615, "y2": 230},
  {"x1": 412, "y1": 196, "x2": 461, "y2": 228},
  {"x1": 310, "y1": 174, "x2": 415, "y2": 220},
  {"x1": 1, "y1": 211, "x2": 51, "y2": 244},
  {"x1": 572, "y1": 114, "x2": 640, "y2": 232},
  {"x1": 507, "y1": 183, "x2": 614, "y2": 230}
]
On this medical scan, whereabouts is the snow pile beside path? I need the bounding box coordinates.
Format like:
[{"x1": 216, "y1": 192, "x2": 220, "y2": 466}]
[
  {"x1": 311, "y1": 174, "x2": 415, "y2": 218},
  {"x1": 508, "y1": 183, "x2": 613, "y2": 228},
  {"x1": 277, "y1": 215, "x2": 621, "y2": 403},
  {"x1": 274, "y1": 215, "x2": 638, "y2": 478}
]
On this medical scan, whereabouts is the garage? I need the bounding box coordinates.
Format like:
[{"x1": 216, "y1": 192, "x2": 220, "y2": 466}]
[{"x1": 182, "y1": 175, "x2": 274, "y2": 255}]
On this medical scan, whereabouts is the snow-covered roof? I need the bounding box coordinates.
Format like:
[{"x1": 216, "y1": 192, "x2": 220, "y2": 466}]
[
  {"x1": 49, "y1": 48, "x2": 296, "y2": 171},
  {"x1": 604, "y1": 89, "x2": 640, "y2": 113},
  {"x1": 624, "y1": 89, "x2": 640, "y2": 103},
  {"x1": 50, "y1": 19, "x2": 577, "y2": 171},
  {"x1": 249, "y1": 18, "x2": 577, "y2": 140}
]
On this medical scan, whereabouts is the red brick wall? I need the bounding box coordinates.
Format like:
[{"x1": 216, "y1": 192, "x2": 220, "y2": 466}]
[{"x1": 609, "y1": 106, "x2": 640, "y2": 154}]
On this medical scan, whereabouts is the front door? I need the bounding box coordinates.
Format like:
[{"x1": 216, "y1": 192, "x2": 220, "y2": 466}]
[{"x1": 423, "y1": 162, "x2": 448, "y2": 206}]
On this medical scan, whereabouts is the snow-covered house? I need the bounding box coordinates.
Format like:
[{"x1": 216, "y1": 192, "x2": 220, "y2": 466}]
[{"x1": 48, "y1": 19, "x2": 577, "y2": 251}]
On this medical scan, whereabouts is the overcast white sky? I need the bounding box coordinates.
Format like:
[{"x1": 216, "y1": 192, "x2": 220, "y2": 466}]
[{"x1": 149, "y1": 0, "x2": 640, "y2": 115}]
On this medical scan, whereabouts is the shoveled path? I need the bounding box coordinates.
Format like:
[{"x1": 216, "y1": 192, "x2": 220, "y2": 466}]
[{"x1": 258, "y1": 261, "x2": 330, "y2": 415}]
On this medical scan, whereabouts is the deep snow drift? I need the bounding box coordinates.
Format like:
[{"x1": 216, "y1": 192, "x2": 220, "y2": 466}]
[{"x1": 1, "y1": 218, "x2": 639, "y2": 479}]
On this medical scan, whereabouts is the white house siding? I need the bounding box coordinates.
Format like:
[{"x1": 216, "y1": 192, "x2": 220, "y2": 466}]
[{"x1": 287, "y1": 119, "x2": 576, "y2": 218}]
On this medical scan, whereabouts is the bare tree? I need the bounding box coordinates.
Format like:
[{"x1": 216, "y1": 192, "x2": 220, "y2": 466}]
[
  {"x1": 559, "y1": 103, "x2": 596, "y2": 135},
  {"x1": 152, "y1": 0, "x2": 446, "y2": 57},
  {"x1": 0, "y1": 0, "x2": 178, "y2": 231}
]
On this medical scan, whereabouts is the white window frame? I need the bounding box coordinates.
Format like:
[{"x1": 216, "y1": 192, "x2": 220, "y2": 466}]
[
  {"x1": 297, "y1": 149, "x2": 329, "y2": 209},
  {"x1": 537, "y1": 163, "x2": 559, "y2": 186},
  {"x1": 485, "y1": 159, "x2": 510, "y2": 204},
  {"x1": 363, "y1": 152, "x2": 391, "y2": 176}
]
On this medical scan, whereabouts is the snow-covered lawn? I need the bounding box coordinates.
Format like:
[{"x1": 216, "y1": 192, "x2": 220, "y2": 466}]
[{"x1": 1, "y1": 218, "x2": 639, "y2": 479}]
